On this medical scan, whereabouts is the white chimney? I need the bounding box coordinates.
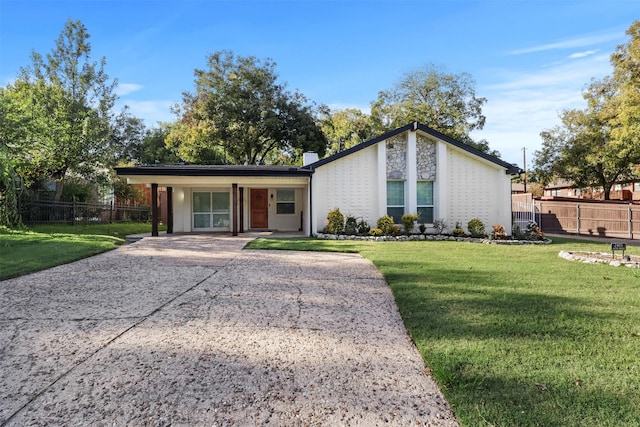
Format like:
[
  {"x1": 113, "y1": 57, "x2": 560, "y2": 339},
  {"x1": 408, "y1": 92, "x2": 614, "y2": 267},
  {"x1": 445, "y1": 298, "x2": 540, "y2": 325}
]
[{"x1": 303, "y1": 152, "x2": 319, "y2": 166}]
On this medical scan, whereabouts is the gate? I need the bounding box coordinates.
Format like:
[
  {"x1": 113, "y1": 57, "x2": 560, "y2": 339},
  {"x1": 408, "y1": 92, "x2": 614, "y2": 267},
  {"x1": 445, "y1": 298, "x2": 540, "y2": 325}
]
[{"x1": 512, "y1": 194, "x2": 535, "y2": 231}]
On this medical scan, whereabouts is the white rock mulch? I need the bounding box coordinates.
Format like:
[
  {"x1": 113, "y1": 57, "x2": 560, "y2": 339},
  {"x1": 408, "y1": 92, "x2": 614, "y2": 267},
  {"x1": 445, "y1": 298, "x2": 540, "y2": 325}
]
[{"x1": 558, "y1": 250, "x2": 640, "y2": 268}]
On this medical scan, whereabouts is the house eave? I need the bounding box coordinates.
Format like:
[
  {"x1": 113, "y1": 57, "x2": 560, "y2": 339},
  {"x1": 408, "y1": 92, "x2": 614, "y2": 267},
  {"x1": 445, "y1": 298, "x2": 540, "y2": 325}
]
[
  {"x1": 115, "y1": 165, "x2": 313, "y2": 178},
  {"x1": 304, "y1": 121, "x2": 522, "y2": 175}
]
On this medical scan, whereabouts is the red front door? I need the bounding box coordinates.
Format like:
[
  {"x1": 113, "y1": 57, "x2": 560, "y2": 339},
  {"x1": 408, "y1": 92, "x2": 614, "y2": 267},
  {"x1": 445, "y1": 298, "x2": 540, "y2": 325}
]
[{"x1": 250, "y1": 189, "x2": 269, "y2": 229}]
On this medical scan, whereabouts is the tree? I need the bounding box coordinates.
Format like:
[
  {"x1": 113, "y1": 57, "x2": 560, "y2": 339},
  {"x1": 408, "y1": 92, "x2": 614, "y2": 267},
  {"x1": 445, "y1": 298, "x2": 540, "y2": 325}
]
[
  {"x1": 370, "y1": 64, "x2": 496, "y2": 155},
  {"x1": 134, "y1": 125, "x2": 181, "y2": 165},
  {"x1": 533, "y1": 77, "x2": 636, "y2": 200},
  {"x1": 0, "y1": 153, "x2": 23, "y2": 228},
  {"x1": 168, "y1": 50, "x2": 327, "y2": 165},
  {"x1": 533, "y1": 21, "x2": 640, "y2": 200},
  {"x1": 109, "y1": 106, "x2": 147, "y2": 164},
  {"x1": 610, "y1": 21, "x2": 640, "y2": 154},
  {"x1": 320, "y1": 107, "x2": 375, "y2": 155},
  {"x1": 3, "y1": 19, "x2": 118, "y2": 200}
]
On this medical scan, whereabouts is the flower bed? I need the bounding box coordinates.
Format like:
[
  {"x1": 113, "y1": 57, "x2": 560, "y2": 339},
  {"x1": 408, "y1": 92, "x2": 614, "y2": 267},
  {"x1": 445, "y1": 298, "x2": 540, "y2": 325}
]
[{"x1": 314, "y1": 233, "x2": 551, "y2": 244}]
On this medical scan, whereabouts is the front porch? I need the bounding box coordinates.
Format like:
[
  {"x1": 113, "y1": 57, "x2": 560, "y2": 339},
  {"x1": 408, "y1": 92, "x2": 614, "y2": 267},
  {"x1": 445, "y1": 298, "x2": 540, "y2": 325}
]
[{"x1": 115, "y1": 165, "x2": 313, "y2": 237}]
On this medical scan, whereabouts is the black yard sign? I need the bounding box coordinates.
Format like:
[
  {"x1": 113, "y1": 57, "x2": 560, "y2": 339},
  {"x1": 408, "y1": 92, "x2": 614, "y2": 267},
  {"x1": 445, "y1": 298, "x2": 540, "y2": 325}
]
[{"x1": 611, "y1": 243, "x2": 627, "y2": 258}]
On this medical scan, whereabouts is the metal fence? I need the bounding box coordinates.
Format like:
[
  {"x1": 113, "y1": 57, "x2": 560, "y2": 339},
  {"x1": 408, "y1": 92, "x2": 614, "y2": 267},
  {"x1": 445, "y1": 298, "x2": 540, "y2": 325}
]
[
  {"x1": 19, "y1": 199, "x2": 151, "y2": 224},
  {"x1": 512, "y1": 194, "x2": 535, "y2": 231}
]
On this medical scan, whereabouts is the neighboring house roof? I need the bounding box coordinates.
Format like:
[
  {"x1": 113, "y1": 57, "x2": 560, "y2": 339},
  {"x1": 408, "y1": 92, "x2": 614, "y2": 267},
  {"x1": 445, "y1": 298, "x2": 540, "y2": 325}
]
[
  {"x1": 544, "y1": 179, "x2": 576, "y2": 190},
  {"x1": 304, "y1": 121, "x2": 522, "y2": 175},
  {"x1": 115, "y1": 164, "x2": 312, "y2": 177}
]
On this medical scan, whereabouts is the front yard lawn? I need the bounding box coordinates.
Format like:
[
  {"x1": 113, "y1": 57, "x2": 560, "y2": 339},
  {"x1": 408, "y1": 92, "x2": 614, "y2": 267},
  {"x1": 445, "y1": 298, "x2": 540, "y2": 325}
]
[
  {"x1": 246, "y1": 237, "x2": 640, "y2": 426},
  {"x1": 0, "y1": 223, "x2": 164, "y2": 280}
]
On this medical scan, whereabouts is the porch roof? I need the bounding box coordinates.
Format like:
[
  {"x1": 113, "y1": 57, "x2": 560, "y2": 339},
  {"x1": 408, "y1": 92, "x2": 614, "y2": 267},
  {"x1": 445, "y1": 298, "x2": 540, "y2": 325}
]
[{"x1": 115, "y1": 164, "x2": 313, "y2": 178}]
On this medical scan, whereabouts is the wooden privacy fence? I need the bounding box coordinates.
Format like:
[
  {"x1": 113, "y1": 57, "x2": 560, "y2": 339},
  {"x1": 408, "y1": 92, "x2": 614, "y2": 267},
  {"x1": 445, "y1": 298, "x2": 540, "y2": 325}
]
[
  {"x1": 19, "y1": 199, "x2": 151, "y2": 225},
  {"x1": 518, "y1": 197, "x2": 640, "y2": 239}
]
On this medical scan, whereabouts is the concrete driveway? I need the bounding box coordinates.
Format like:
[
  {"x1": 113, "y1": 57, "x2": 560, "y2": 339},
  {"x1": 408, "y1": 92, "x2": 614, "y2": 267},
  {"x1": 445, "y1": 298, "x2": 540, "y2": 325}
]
[{"x1": 0, "y1": 234, "x2": 458, "y2": 426}]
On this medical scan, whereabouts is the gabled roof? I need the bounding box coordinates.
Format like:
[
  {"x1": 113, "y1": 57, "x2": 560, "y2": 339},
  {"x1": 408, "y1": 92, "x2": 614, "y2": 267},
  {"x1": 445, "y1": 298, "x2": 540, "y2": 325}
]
[
  {"x1": 304, "y1": 122, "x2": 521, "y2": 175},
  {"x1": 115, "y1": 164, "x2": 312, "y2": 177}
]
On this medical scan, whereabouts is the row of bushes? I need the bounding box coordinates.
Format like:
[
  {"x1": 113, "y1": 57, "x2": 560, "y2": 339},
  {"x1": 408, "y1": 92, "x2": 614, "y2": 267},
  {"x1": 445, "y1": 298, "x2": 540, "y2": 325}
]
[{"x1": 324, "y1": 208, "x2": 546, "y2": 241}]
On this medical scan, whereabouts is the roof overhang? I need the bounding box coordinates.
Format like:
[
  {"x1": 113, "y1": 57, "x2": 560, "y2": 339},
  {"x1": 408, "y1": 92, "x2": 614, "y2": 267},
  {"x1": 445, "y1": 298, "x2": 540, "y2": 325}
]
[
  {"x1": 304, "y1": 121, "x2": 522, "y2": 175},
  {"x1": 115, "y1": 165, "x2": 312, "y2": 186}
]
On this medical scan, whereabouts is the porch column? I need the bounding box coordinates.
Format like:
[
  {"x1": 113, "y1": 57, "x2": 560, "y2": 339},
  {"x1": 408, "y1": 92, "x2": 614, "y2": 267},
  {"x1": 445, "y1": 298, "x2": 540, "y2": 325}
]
[
  {"x1": 166, "y1": 186, "x2": 173, "y2": 234},
  {"x1": 232, "y1": 183, "x2": 238, "y2": 236},
  {"x1": 239, "y1": 187, "x2": 245, "y2": 233},
  {"x1": 151, "y1": 183, "x2": 159, "y2": 237}
]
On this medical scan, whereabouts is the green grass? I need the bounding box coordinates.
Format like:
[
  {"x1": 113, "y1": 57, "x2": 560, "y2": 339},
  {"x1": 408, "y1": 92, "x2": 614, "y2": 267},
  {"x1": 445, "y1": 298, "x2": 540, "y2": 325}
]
[
  {"x1": 0, "y1": 223, "x2": 165, "y2": 280},
  {"x1": 246, "y1": 237, "x2": 640, "y2": 426}
]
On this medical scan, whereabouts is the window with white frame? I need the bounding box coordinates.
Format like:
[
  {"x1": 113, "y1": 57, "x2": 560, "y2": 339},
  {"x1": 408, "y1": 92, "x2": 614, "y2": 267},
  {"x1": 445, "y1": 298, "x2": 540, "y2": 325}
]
[
  {"x1": 417, "y1": 181, "x2": 434, "y2": 223},
  {"x1": 276, "y1": 189, "x2": 295, "y2": 214},
  {"x1": 193, "y1": 191, "x2": 230, "y2": 229},
  {"x1": 386, "y1": 180, "x2": 405, "y2": 223}
]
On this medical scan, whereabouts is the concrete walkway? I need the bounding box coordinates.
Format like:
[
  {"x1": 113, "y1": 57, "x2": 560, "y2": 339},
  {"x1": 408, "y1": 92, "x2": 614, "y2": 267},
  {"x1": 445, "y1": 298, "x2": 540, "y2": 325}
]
[{"x1": 0, "y1": 234, "x2": 458, "y2": 426}]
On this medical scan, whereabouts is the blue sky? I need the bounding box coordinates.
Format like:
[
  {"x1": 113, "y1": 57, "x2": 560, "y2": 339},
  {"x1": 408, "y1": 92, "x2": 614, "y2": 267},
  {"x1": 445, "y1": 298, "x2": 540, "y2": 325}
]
[{"x1": 1, "y1": 0, "x2": 639, "y2": 166}]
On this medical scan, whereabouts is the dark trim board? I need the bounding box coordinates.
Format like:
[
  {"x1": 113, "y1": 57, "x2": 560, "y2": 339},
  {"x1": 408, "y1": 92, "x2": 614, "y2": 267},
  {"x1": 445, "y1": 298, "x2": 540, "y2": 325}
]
[{"x1": 115, "y1": 164, "x2": 313, "y2": 177}]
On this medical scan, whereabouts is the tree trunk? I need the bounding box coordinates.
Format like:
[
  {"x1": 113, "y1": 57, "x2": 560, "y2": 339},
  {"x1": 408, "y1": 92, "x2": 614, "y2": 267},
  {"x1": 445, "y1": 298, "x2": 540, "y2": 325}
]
[
  {"x1": 603, "y1": 183, "x2": 612, "y2": 200},
  {"x1": 54, "y1": 179, "x2": 65, "y2": 201}
]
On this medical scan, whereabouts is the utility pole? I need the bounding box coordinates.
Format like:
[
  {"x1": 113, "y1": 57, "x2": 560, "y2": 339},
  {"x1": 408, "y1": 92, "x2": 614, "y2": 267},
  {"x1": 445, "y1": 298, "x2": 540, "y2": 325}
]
[{"x1": 522, "y1": 147, "x2": 527, "y2": 193}]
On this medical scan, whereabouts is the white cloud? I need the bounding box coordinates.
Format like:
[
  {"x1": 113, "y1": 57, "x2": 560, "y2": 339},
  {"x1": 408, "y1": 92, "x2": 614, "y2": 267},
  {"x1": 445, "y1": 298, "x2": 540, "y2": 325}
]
[
  {"x1": 116, "y1": 83, "x2": 143, "y2": 96},
  {"x1": 474, "y1": 54, "x2": 614, "y2": 164},
  {"x1": 568, "y1": 50, "x2": 599, "y2": 59},
  {"x1": 508, "y1": 29, "x2": 623, "y2": 55}
]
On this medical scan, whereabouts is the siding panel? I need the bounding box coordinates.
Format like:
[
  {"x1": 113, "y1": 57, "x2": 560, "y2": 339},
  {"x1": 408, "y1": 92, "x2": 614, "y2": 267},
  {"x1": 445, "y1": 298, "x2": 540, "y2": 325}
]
[
  {"x1": 447, "y1": 149, "x2": 511, "y2": 233},
  {"x1": 314, "y1": 146, "x2": 379, "y2": 232}
]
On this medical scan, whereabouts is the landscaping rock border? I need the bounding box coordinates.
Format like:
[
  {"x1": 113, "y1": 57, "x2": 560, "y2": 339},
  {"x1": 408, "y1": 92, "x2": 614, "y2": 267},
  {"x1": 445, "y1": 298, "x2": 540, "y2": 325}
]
[
  {"x1": 315, "y1": 233, "x2": 551, "y2": 245},
  {"x1": 559, "y1": 250, "x2": 640, "y2": 268}
]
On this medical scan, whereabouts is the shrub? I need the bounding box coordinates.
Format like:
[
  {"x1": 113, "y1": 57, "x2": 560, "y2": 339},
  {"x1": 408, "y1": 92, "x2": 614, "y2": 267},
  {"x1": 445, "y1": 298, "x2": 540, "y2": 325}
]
[
  {"x1": 401, "y1": 213, "x2": 418, "y2": 235},
  {"x1": 369, "y1": 227, "x2": 383, "y2": 236},
  {"x1": 467, "y1": 218, "x2": 486, "y2": 237},
  {"x1": 344, "y1": 215, "x2": 357, "y2": 235},
  {"x1": 357, "y1": 219, "x2": 370, "y2": 235},
  {"x1": 326, "y1": 208, "x2": 344, "y2": 234},
  {"x1": 526, "y1": 221, "x2": 545, "y2": 240},
  {"x1": 512, "y1": 224, "x2": 526, "y2": 240},
  {"x1": 452, "y1": 222, "x2": 465, "y2": 237},
  {"x1": 376, "y1": 215, "x2": 395, "y2": 235},
  {"x1": 433, "y1": 218, "x2": 447, "y2": 234},
  {"x1": 492, "y1": 224, "x2": 507, "y2": 240},
  {"x1": 418, "y1": 223, "x2": 427, "y2": 234},
  {"x1": 391, "y1": 225, "x2": 402, "y2": 236}
]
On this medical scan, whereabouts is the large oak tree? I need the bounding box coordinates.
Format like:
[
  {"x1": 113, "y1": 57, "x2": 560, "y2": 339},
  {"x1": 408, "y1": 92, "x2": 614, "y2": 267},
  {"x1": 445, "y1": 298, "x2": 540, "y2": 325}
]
[
  {"x1": 167, "y1": 51, "x2": 327, "y2": 165},
  {"x1": 370, "y1": 64, "x2": 496, "y2": 155}
]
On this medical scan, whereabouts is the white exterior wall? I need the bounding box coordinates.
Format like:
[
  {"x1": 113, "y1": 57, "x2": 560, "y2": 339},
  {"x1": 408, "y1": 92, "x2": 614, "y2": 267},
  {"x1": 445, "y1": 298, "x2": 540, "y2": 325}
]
[
  {"x1": 446, "y1": 148, "x2": 513, "y2": 234},
  {"x1": 172, "y1": 186, "x2": 190, "y2": 233},
  {"x1": 313, "y1": 145, "x2": 379, "y2": 233},
  {"x1": 261, "y1": 187, "x2": 306, "y2": 231}
]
